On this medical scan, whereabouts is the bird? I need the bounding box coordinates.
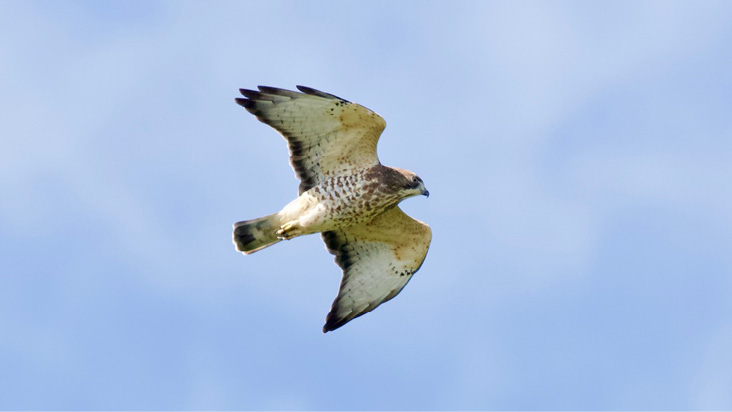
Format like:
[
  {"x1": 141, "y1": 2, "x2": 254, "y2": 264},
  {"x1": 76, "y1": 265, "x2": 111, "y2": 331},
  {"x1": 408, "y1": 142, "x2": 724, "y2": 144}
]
[{"x1": 232, "y1": 85, "x2": 431, "y2": 333}]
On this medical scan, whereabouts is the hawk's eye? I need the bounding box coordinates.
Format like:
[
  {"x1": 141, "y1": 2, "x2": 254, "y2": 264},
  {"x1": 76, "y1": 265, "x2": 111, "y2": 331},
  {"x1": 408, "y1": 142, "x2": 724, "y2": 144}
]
[{"x1": 410, "y1": 176, "x2": 422, "y2": 188}]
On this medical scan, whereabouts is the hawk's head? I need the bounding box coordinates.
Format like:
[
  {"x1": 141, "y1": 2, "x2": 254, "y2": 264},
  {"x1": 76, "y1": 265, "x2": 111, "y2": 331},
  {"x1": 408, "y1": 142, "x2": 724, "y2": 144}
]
[{"x1": 394, "y1": 168, "x2": 429, "y2": 199}]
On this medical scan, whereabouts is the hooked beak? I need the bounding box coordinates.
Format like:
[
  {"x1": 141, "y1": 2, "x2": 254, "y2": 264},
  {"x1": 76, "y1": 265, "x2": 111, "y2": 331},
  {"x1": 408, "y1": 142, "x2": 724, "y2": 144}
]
[{"x1": 422, "y1": 189, "x2": 430, "y2": 198}]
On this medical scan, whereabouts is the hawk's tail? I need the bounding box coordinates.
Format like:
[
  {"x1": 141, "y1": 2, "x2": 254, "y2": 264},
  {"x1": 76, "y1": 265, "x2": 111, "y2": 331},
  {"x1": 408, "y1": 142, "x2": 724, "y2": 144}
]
[{"x1": 233, "y1": 214, "x2": 282, "y2": 254}]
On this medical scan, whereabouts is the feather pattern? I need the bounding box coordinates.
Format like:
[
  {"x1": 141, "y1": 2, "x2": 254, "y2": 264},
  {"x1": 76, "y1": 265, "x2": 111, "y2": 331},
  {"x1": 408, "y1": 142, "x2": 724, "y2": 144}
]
[
  {"x1": 321, "y1": 206, "x2": 432, "y2": 332},
  {"x1": 236, "y1": 86, "x2": 386, "y2": 194}
]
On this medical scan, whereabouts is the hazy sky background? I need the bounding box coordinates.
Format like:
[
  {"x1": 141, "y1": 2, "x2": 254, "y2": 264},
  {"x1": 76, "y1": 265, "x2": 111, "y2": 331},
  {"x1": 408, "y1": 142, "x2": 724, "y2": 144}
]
[{"x1": 2, "y1": 1, "x2": 732, "y2": 410}]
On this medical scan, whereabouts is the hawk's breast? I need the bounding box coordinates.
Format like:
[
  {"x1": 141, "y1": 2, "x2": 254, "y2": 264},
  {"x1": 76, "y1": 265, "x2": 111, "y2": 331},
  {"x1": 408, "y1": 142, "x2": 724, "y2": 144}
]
[{"x1": 307, "y1": 167, "x2": 402, "y2": 229}]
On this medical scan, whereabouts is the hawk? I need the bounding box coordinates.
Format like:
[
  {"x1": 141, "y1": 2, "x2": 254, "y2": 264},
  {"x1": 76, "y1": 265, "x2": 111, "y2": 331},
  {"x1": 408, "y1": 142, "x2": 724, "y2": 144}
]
[{"x1": 232, "y1": 86, "x2": 431, "y2": 333}]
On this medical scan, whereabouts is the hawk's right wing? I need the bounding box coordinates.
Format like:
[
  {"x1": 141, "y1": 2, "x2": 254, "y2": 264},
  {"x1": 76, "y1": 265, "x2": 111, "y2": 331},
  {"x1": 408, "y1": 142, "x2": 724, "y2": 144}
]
[
  {"x1": 236, "y1": 86, "x2": 386, "y2": 194},
  {"x1": 321, "y1": 206, "x2": 432, "y2": 333}
]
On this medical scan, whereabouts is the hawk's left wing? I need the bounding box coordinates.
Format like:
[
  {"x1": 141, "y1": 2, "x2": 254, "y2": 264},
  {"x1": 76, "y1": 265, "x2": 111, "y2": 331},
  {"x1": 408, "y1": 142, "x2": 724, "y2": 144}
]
[
  {"x1": 236, "y1": 86, "x2": 386, "y2": 195},
  {"x1": 321, "y1": 206, "x2": 432, "y2": 333}
]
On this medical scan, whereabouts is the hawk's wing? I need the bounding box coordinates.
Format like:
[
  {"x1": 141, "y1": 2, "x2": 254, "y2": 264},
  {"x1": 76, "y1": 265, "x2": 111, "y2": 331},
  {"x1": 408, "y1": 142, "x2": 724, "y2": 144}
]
[
  {"x1": 321, "y1": 206, "x2": 432, "y2": 333},
  {"x1": 236, "y1": 86, "x2": 386, "y2": 194}
]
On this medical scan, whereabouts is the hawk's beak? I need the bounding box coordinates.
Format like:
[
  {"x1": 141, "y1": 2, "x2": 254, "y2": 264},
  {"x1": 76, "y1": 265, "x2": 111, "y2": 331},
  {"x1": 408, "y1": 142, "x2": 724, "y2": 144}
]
[{"x1": 422, "y1": 189, "x2": 430, "y2": 198}]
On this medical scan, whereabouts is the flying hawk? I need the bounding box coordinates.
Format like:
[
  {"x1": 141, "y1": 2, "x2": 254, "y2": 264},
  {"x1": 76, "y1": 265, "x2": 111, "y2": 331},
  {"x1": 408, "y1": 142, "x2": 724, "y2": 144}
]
[{"x1": 232, "y1": 86, "x2": 431, "y2": 333}]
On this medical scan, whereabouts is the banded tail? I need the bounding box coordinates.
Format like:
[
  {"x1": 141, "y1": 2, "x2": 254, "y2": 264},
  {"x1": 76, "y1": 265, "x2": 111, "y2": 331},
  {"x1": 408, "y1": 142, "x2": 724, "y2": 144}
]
[{"x1": 233, "y1": 214, "x2": 282, "y2": 254}]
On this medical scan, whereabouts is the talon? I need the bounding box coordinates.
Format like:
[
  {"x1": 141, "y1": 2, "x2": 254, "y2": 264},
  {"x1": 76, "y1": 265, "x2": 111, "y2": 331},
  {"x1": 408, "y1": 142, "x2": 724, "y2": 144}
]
[
  {"x1": 276, "y1": 228, "x2": 290, "y2": 240},
  {"x1": 276, "y1": 221, "x2": 301, "y2": 240}
]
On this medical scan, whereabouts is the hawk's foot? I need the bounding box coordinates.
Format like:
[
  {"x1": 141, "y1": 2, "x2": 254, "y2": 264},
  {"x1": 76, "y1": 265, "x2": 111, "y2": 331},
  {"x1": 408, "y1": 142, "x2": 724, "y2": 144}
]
[{"x1": 276, "y1": 221, "x2": 303, "y2": 240}]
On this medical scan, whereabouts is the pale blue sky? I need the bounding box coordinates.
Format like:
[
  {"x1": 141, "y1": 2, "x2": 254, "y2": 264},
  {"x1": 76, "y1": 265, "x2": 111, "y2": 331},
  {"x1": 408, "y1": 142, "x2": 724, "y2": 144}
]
[{"x1": 2, "y1": 1, "x2": 732, "y2": 410}]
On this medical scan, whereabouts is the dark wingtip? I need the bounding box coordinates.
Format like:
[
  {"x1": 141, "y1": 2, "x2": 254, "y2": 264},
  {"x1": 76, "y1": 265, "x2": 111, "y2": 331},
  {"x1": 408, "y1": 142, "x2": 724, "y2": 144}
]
[
  {"x1": 322, "y1": 317, "x2": 343, "y2": 333},
  {"x1": 322, "y1": 307, "x2": 352, "y2": 333},
  {"x1": 296, "y1": 85, "x2": 347, "y2": 101},
  {"x1": 257, "y1": 85, "x2": 279, "y2": 93},
  {"x1": 295, "y1": 85, "x2": 319, "y2": 95},
  {"x1": 234, "y1": 97, "x2": 254, "y2": 109},
  {"x1": 239, "y1": 88, "x2": 264, "y2": 99},
  {"x1": 257, "y1": 85, "x2": 301, "y2": 97}
]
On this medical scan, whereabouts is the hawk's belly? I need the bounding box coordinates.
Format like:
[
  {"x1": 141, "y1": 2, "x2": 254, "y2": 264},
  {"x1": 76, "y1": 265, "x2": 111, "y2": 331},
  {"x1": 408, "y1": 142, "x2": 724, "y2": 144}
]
[{"x1": 285, "y1": 174, "x2": 401, "y2": 233}]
